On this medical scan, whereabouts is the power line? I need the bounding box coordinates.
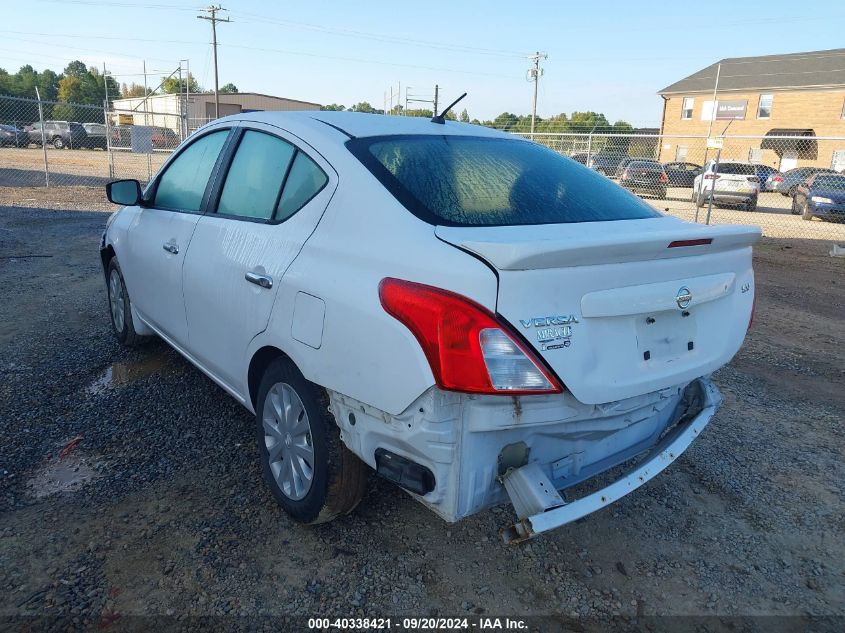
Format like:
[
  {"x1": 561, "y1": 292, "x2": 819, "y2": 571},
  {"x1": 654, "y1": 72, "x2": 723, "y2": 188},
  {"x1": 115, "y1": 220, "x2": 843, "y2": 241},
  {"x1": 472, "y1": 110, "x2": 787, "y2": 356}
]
[{"x1": 197, "y1": 5, "x2": 230, "y2": 119}]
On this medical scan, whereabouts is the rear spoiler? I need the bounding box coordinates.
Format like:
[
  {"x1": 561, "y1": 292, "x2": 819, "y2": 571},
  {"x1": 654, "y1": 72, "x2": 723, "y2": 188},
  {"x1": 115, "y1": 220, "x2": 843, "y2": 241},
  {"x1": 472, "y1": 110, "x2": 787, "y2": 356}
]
[{"x1": 435, "y1": 218, "x2": 761, "y2": 270}]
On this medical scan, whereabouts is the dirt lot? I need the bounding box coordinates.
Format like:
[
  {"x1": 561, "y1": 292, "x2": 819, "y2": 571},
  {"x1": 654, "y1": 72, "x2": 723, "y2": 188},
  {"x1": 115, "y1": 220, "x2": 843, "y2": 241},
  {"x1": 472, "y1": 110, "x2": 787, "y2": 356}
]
[{"x1": 0, "y1": 191, "x2": 843, "y2": 631}]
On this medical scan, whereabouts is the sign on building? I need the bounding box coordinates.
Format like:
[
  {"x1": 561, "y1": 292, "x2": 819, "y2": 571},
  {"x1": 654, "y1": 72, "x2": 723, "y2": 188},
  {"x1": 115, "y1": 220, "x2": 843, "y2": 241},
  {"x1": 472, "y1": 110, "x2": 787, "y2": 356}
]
[{"x1": 701, "y1": 100, "x2": 748, "y2": 121}]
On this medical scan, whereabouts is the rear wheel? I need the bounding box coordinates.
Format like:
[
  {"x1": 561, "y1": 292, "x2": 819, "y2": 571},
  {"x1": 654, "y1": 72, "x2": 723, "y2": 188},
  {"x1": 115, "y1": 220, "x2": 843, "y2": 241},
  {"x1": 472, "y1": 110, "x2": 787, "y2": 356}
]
[
  {"x1": 52, "y1": 136, "x2": 64, "y2": 149},
  {"x1": 256, "y1": 357, "x2": 368, "y2": 524},
  {"x1": 790, "y1": 199, "x2": 800, "y2": 215},
  {"x1": 745, "y1": 195, "x2": 757, "y2": 212}
]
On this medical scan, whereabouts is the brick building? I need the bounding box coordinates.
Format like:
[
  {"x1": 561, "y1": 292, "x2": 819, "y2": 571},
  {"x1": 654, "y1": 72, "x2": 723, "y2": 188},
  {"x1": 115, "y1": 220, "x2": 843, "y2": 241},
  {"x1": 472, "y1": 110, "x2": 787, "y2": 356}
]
[{"x1": 657, "y1": 49, "x2": 845, "y2": 172}]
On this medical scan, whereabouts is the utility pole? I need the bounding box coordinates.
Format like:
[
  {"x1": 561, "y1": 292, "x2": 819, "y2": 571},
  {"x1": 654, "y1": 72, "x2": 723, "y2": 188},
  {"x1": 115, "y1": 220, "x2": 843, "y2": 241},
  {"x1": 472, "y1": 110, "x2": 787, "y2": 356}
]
[
  {"x1": 197, "y1": 5, "x2": 230, "y2": 119},
  {"x1": 527, "y1": 52, "x2": 547, "y2": 140},
  {"x1": 434, "y1": 84, "x2": 439, "y2": 117}
]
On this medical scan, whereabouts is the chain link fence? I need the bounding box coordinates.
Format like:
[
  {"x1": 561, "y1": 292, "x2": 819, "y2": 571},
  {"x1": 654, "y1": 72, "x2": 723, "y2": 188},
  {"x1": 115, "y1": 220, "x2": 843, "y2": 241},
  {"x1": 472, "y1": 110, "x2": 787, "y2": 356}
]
[
  {"x1": 514, "y1": 131, "x2": 845, "y2": 243},
  {"x1": 0, "y1": 94, "x2": 184, "y2": 189}
]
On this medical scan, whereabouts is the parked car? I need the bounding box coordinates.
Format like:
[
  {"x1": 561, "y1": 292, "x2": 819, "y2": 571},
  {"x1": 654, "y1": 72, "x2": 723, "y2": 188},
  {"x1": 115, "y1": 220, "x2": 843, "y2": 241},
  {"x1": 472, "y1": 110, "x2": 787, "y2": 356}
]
[
  {"x1": 692, "y1": 161, "x2": 760, "y2": 211},
  {"x1": 110, "y1": 125, "x2": 133, "y2": 148},
  {"x1": 751, "y1": 164, "x2": 779, "y2": 191},
  {"x1": 587, "y1": 151, "x2": 627, "y2": 176},
  {"x1": 101, "y1": 112, "x2": 759, "y2": 542},
  {"x1": 662, "y1": 162, "x2": 702, "y2": 188},
  {"x1": 770, "y1": 166, "x2": 838, "y2": 196},
  {"x1": 791, "y1": 173, "x2": 845, "y2": 222},
  {"x1": 28, "y1": 120, "x2": 87, "y2": 149},
  {"x1": 81, "y1": 123, "x2": 109, "y2": 149},
  {"x1": 0, "y1": 124, "x2": 30, "y2": 147},
  {"x1": 613, "y1": 156, "x2": 655, "y2": 179},
  {"x1": 568, "y1": 151, "x2": 589, "y2": 165},
  {"x1": 151, "y1": 126, "x2": 180, "y2": 150},
  {"x1": 618, "y1": 160, "x2": 668, "y2": 199}
]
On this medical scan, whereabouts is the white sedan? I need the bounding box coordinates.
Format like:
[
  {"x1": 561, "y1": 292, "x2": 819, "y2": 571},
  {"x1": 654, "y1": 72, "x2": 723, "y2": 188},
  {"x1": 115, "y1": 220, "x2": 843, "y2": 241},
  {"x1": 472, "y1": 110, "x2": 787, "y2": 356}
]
[{"x1": 101, "y1": 111, "x2": 760, "y2": 541}]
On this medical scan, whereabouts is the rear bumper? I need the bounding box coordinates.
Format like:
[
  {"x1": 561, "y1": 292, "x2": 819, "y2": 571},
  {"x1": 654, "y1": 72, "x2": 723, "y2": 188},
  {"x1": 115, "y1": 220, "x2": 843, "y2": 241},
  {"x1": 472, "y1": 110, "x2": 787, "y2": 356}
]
[{"x1": 501, "y1": 377, "x2": 720, "y2": 542}]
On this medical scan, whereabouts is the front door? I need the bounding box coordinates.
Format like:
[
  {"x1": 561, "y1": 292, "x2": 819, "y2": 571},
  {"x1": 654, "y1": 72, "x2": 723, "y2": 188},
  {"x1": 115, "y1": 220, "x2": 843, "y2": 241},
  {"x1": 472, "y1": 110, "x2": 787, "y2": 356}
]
[
  {"x1": 182, "y1": 124, "x2": 336, "y2": 394},
  {"x1": 123, "y1": 128, "x2": 230, "y2": 346}
]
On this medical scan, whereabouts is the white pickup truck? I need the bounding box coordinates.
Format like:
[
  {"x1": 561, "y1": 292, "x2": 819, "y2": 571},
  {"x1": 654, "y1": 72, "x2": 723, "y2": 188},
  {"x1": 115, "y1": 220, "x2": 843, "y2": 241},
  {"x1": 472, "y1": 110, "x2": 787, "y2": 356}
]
[{"x1": 101, "y1": 111, "x2": 760, "y2": 542}]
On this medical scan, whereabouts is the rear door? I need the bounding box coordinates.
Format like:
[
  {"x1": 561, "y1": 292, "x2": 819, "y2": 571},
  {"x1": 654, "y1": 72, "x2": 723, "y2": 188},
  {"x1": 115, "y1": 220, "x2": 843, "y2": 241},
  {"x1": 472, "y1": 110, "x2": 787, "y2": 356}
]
[
  {"x1": 182, "y1": 123, "x2": 337, "y2": 394},
  {"x1": 122, "y1": 127, "x2": 231, "y2": 346}
]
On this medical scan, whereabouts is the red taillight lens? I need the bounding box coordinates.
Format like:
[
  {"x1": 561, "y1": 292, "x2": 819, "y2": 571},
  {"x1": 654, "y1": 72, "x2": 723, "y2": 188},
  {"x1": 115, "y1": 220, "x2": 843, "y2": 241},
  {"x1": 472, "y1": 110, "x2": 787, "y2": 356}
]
[
  {"x1": 659, "y1": 172, "x2": 668, "y2": 184},
  {"x1": 378, "y1": 278, "x2": 563, "y2": 395},
  {"x1": 773, "y1": 176, "x2": 783, "y2": 182},
  {"x1": 703, "y1": 174, "x2": 720, "y2": 180}
]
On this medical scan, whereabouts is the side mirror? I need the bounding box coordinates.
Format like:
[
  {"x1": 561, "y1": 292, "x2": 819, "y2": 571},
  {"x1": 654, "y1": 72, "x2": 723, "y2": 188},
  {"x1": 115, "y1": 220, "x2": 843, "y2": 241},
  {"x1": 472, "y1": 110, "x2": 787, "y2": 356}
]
[{"x1": 106, "y1": 179, "x2": 142, "y2": 206}]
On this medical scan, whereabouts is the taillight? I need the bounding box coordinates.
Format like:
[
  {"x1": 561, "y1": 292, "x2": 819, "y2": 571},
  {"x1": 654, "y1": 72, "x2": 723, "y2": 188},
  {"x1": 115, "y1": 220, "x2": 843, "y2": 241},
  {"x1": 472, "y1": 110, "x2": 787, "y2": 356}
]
[
  {"x1": 703, "y1": 174, "x2": 720, "y2": 180},
  {"x1": 659, "y1": 172, "x2": 668, "y2": 184},
  {"x1": 379, "y1": 278, "x2": 563, "y2": 395},
  {"x1": 621, "y1": 169, "x2": 629, "y2": 180},
  {"x1": 772, "y1": 176, "x2": 783, "y2": 183}
]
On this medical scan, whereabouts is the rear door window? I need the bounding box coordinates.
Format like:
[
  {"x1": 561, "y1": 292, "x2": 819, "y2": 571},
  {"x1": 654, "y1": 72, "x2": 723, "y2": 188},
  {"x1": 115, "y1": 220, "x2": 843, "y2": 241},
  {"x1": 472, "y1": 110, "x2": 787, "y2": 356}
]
[
  {"x1": 348, "y1": 135, "x2": 659, "y2": 226},
  {"x1": 276, "y1": 152, "x2": 329, "y2": 221},
  {"x1": 153, "y1": 130, "x2": 229, "y2": 212},
  {"x1": 217, "y1": 130, "x2": 296, "y2": 221}
]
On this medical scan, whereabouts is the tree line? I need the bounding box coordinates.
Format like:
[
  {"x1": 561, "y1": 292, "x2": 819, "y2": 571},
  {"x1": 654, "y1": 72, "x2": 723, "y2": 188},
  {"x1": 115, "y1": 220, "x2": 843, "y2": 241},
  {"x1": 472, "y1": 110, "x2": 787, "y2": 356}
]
[{"x1": 321, "y1": 103, "x2": 634, "y2": 133}]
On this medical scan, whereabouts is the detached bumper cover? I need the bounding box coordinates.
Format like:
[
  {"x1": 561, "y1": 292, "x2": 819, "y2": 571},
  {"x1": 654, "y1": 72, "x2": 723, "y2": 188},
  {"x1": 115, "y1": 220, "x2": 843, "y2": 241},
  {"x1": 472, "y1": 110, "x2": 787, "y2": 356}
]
[{"x1": 501, "y1": 378, "x2": 721, "y2": 543}]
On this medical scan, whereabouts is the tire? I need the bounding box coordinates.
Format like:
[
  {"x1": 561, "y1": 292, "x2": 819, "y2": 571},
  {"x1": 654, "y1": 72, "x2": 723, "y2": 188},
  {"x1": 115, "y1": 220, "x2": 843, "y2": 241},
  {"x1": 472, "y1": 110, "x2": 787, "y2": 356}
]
[
  {"x1": 256, "y1": 357, "x2": 368, "y2": 524},
  {"x1": 106, "y1": 258, "x2": 144, "y2": 346},
  {"x1": 745, "y1": 196, "x2": 757, "y2": 212},
  {"x1": 695, "y1": 192, "x2": 706, "y2": 208},
  {"x1": 802, "y1": 204, "x2": 813, "y2": 221},
  {"x1": 52, "y1": 136, "x2": 64, "y2": 149},
  {"x1": 791, "y1": 199, "x2": 800, "y2": 215}
]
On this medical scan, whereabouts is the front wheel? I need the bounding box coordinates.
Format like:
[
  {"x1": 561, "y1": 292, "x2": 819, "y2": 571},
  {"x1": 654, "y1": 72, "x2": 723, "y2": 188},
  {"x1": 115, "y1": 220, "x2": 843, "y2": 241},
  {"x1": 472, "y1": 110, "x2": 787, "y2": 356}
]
[
  {"x1": 802, "y1": 204, "x2": 813, "y2": 221},
  {"x1": 52, "y1": 136, "x2": 64, "y2": 149},
  {"x1": 107, "y1": 258, "x2": 144, "y2": 346},
  {"x1": 256, "y1": 357, "x2": 368, "y2": 524}
]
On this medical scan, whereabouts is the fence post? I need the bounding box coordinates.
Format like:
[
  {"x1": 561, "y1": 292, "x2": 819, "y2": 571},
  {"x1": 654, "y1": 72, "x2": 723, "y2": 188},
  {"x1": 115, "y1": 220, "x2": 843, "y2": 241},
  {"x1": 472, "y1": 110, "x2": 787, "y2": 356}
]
[
  {"x1": 103, "y1": 101, "x2": 114, "y2": 179},
  {"x1": 586, "y1": 132, "x2": 593, "y2": 168},
  {"x1": 34, "y1": 87, "x2": 49, "y2": 187}
]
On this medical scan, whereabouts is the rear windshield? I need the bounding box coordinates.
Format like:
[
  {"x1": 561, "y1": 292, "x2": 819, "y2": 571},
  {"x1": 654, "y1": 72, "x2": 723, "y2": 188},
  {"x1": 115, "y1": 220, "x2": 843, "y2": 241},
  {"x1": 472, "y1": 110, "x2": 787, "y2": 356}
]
[
  {"x1": 716, "y1": 163, "x2": 756, "y2": 175},
  {"x1": 348, "y1": 135, "x2": 660, "y2": 226},
  {"x1": 627, "y1": 161, "x2": 663, "y2": 171}
]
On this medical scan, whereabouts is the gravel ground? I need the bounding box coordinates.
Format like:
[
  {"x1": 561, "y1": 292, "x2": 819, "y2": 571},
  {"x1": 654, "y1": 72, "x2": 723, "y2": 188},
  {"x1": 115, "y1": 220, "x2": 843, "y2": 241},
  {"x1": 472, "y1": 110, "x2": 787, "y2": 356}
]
[{"x1": 0, "y1": 200, "x2": 843, "y2": 630}]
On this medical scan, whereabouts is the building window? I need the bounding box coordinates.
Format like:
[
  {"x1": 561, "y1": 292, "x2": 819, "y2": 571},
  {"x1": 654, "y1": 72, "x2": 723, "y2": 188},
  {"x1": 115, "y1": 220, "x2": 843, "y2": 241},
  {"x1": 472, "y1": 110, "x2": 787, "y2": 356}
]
[
  {"x1": 675, "y1": 145, "x2": 688, "y2": 161},
  {"x1": 681, "y1": 97, "x2": 694, "y2": 120},
  {"x1": 757, "y1": 94, "x2": 773, "y2": 119},
  {"x1": 832, "y1": 149, "x2": 845, "y2": 172}
]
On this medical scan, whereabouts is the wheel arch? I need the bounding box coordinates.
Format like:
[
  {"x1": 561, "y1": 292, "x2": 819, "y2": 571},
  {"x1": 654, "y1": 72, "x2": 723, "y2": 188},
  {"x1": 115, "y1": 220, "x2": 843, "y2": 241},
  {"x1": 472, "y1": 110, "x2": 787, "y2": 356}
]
[
  {"x1": 100, "y1": 244, "x2": 116, "y2": 279},
  {"x1": 247, "y1": 345, "x2": 293, "y2": 412}
]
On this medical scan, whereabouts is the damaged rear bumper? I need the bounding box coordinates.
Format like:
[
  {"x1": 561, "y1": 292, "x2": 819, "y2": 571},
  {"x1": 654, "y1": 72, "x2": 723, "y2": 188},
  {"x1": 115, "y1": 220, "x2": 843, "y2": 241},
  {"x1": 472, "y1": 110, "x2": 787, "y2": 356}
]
[{"x1": 500, "y1": 378, "x2": 721, "y2": 543}]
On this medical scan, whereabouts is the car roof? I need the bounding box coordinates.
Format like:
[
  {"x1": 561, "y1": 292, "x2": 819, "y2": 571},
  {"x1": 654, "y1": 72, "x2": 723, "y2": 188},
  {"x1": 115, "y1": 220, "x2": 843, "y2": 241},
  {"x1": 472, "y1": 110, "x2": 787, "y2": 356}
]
[{"x1": 214, "y1": 110, "x2": 510, "y2": 141}]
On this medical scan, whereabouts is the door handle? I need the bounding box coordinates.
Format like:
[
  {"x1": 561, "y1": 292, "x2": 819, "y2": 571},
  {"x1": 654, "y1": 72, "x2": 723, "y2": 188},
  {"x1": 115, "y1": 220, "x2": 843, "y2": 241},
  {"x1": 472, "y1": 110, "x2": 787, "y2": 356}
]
[
  {"x1": 245, "y1": 271, "x2": 273, "y2": 289},
  {"x1": 162, "y1": 242, "x2": 179, "y2": 254}
]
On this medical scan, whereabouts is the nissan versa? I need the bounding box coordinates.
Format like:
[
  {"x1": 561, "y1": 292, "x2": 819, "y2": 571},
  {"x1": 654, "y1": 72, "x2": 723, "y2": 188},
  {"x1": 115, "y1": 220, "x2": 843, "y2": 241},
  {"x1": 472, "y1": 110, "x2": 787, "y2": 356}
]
[{"x1": 100, "y1": 111, "x2": 760, "y2": 542}]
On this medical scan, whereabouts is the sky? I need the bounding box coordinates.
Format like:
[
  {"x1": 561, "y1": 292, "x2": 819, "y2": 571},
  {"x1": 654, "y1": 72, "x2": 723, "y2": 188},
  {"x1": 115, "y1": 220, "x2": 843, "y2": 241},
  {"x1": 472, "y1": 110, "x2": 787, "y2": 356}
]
[{"x1": 2, "y1": 0, "x2": 844, "y2": 125}]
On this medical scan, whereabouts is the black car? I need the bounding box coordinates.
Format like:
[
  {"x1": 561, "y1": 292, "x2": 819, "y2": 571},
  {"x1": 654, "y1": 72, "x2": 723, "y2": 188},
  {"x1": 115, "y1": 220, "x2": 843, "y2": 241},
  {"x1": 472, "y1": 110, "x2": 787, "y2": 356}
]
[
  {"x1": 0, "y1": 124, "x2": 30, "y2": 147},
  {"x1": 792, "y1": 173, "x2": 845, "y2": 222},
  {"x1": 82, "y1": 123, "x2": 109, "y2": 149},
  {"x1": 618, "y1": 160, "x2": 668, "y2": 199},
  {"x1": 662, "y1": 162, "x2": 702, "y2": 187},
  {"x1": 614, "y1": 157, "x2": 655, "y2": 180},
  {"x1": 569, "y1": 151, "x2": 590, "y2": 165},
  {"x1": 28, "y1": 120, "x2": 87, "y2": 149},
  {"x1": 588, "y1": 151, "x2": 627, "y2": 176}
]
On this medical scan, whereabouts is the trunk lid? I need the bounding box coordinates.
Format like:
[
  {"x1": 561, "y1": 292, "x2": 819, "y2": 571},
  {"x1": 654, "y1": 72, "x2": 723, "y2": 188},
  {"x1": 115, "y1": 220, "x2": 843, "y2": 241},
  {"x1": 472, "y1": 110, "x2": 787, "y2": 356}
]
[{"x1": 436, "y1": 216, "x2": 760, "y2": 404}]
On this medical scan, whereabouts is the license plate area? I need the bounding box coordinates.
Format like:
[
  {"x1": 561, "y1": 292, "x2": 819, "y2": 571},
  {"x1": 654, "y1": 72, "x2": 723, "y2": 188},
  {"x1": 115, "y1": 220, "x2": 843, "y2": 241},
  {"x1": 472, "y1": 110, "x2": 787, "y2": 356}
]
[{"x1": 635, "y1": 310, "x2": 697, "y2": 362}]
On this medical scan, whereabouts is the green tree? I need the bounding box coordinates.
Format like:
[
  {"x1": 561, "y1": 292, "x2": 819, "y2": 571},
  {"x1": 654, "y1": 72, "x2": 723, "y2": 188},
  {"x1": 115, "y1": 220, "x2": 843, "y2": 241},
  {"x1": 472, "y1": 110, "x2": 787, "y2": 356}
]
[
  {"x1": 161, "y1": 74, "x2": 200, "y2": 94},
  {"x1": 219, "y1": 82, "x2": 238, "y2": 93},
  {"x1": 348, "y1": 102, "x2": 382, "y2": 114},
  {"x1": 320, "y1": 103, "x2": 346, "y2": 111},
  {"x1": 459, "y1": 108, "x2": 470, "y2": 123},
  {"x1": 121, "y1": 83, "x2": 149, "y2": 98}
]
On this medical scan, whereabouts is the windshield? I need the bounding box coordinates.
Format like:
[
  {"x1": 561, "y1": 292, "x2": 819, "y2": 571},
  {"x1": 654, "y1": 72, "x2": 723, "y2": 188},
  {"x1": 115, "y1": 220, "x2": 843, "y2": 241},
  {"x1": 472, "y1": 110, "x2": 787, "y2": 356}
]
[
  {"x1": 814, "y1": 176, "x2": 845, "y2": 191},
  {"x1": 348, "y1": 135, "x2": 660, "y2": 226}
]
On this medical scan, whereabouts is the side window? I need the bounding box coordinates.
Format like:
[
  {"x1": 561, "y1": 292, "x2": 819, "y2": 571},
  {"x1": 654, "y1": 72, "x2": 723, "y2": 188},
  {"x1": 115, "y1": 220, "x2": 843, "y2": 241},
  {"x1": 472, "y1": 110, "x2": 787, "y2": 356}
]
[
  {"x1": 154, "y1": 130, "x2": 228, "y2": 212},
  {"x1": 276, "y1": 152, "x2": 328, "y2": 221},
  {"x1": 217, "y1": 130, "x2": 295, "y2": 220}
]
